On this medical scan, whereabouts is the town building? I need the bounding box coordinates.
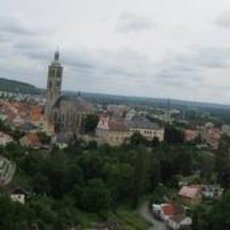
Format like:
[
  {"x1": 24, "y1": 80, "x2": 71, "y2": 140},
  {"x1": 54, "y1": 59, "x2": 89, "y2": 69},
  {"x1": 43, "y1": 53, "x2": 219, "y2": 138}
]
[
  {"x1": 96, "y1": 114, "x2": 164, "y2": 146},
  {"x1": 127, "y1": 116, "x2": 164, "y2": 142},
  {"x1": 20, "y1": 133, "x2": 41, "y2": 149},
  {"x1": 222, "y1": 124, "x2": 230, "y2": 136},
  {"x1": 10, "y1": 188, "x2": 27, "y2": 204},
  {"x1": 152, "y1": 203, "x2": 192, "y2": 229},
  {"x1": 0, "y1": 132, "x2": 13, "y2": 146},
  {"x1": 178, "y1": 185, "x2": 202, "y2": 206},
  {"x1": 0, "y1": 156, "x2": 16, "y2": 186},
  {"x1": 184, "y1": 129, "x2": 199, "y2": 142},
  {"x1": 96, "y1": 115, "x2": 130, "y2": 146},
  {"x1": 201, "y1": 184, "x2": 224, "y2": 200}
]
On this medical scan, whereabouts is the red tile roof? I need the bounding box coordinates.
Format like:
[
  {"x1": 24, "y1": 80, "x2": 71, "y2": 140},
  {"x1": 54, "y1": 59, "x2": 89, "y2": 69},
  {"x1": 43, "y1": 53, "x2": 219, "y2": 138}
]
[
  {"x1": 31, "y1": 106, "x2": 43, "y2": 121},
  {"x1": 162, "y1": 203, "x2": 184, "y2": 216},
  {"x1": 162, "y1": 204, "x2": 175, "y2": 216},
  {"x1": 23, "y1": 133, "x2": 41, "y2": 146},
  {"x1": 178, "y1": 185, "x2": 201, "y2": 199}
]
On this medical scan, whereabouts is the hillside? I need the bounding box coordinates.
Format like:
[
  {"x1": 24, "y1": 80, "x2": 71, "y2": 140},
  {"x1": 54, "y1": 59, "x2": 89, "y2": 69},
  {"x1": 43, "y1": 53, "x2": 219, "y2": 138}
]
[
  {"x1": 0, "y1": 78, "x2": 42, "y2": 94},
  {"x1": 1, "y1": 77, "x2": 230, "y2": 112}
]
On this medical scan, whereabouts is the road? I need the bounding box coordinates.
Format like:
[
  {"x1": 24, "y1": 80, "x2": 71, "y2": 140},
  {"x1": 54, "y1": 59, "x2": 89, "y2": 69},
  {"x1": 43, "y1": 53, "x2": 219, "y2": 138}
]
[{"x1": 139, "y1": 201, "x2": 166, "y2": 230}]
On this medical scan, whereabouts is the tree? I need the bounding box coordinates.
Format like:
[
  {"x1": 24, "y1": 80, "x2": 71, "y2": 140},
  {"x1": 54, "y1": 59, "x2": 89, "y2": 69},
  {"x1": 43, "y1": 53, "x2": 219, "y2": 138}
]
[
  {"x1": 192, "y1": 204, "x2": 209, "y2": 230},
  {"x1": 131, "y1": 146, "x2": 151, "y2": 207},
  {"x1": 209, "y1": 192, "x2": 230, "y2": 230},
  {"x1": 164, "y1": 125, "x2": 184, "y2": 144},
  {"x1": 0, "y1": 196, "x2": 34, "y2": 229},
  {"x1": 74, "y1": 178, "x2": 110, "y2": 212},
  {"x1": 83, "y1": 114, "x2": 99, "y2": 134},
  {"x1": 37, "y1": 132, "x2": 51, "y2": 145},
  {"x1": 130, "y1": 132, "x2": 149, "y2": 146}
]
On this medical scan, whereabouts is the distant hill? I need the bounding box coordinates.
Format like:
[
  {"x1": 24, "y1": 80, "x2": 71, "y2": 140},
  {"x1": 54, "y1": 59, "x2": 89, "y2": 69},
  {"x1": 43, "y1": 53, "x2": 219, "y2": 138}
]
[
  {"x1": 0, "y1": 78, "x2": 43, "y2": 94},
  {"x1": 66, "y1": 91, "x2": 230, "y2": 111},
  {"x1": 1, "y1": 77, "x2": 230, "y2": 112}
]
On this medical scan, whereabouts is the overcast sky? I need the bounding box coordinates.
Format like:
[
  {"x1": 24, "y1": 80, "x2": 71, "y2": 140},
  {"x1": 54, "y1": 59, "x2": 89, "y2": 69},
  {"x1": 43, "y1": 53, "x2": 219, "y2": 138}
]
[{"x1": 1, "y1": 0, "x2": 230, "y2": 104}]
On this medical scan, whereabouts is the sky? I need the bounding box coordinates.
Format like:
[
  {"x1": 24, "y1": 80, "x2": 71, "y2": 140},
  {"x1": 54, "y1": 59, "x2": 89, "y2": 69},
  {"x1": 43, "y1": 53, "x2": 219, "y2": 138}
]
[{"x1": 1, "y1": 0, "x2": 230, "y2": 104}]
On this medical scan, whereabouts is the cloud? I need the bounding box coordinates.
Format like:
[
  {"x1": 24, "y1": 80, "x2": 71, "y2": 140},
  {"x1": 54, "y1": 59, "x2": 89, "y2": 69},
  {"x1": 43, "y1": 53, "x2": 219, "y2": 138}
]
[
  {"x1": 215, "y1": 11, "x2": 230, "y2": 28},
  {"x1": 116, "y1": 13, "x2": 154, "y2": 33},
  {"x1": 0, "y1": 12, "x2": 230, "y2": 103},
  {"x1": 154, "y1": 46, "x2": 230, "y2": 89},
  {"x1": 0, "y1": 16, "x2": 37, "y2": 36}
]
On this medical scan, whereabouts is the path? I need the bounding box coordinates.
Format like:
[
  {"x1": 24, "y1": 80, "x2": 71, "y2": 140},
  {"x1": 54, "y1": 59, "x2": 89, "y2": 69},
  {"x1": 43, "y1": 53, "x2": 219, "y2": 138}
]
[{"x1": 139, "y1": 201, "x2": 166, "y2": 230}]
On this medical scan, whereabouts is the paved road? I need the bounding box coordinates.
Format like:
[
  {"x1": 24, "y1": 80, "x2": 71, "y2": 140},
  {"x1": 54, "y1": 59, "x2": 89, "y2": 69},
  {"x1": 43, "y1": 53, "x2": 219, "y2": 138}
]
[{"x1": 139, "y1": 201, "x2": 166, "y2": 230}]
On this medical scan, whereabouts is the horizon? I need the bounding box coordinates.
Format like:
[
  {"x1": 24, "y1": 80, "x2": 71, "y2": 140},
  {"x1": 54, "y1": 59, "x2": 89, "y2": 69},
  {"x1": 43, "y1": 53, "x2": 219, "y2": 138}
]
[
  {"x1": 1, "y1": 0, "x2": 230, "y2": 104},
  {"x1": 2, "y1": 76, "x2": 230, "y2": 108}
]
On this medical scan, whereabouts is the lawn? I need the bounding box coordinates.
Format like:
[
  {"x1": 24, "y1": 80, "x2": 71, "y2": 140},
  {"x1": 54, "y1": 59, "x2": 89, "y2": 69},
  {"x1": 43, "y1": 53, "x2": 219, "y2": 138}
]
[{"x1": 111, "y1": 207, "x2": 151, "y2": 230}]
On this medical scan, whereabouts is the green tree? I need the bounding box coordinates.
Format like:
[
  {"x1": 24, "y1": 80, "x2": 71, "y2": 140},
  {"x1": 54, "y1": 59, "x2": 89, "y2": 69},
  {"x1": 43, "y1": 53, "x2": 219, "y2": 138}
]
[
  {"x1": 37, "y1": 132, "x2": 51, "y2": 145},
  {"x1": 209, "y1": 192, "x2": 230, "y2": 230},
  {"x1": 164, "y1": 125, "x2": 184, "y2": 144},
  {"x1": 74, "y1": 178, "x2": 110, "y2": 212},
  {"x1": 131, "y1": 146, "x2": 151, "y2": 207},
  {"x1": 83, "y1": 114, "x2": 99, "y2": 134},
  {"x1": 130, "y1": 132, "x2": 149, "y2": 146}
]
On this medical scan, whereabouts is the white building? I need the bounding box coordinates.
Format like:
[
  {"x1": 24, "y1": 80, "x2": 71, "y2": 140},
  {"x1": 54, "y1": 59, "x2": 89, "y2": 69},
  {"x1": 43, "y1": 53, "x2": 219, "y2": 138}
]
[
  {"x1": 10, "y1": 188, "x2": 27, "y2": 204},
  {"x1": 96, "y1": 115, "x2": 164, "y2": 146},
  {"x1": 0, "y1": 132, "x2": 13, "y2": 146}
]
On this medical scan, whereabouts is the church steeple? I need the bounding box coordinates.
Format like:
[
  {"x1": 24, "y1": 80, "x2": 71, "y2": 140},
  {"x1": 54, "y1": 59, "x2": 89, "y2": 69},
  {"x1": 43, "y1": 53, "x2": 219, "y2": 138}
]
[
  {"x1": 45, "y1": 50, "x2": 63, "y2": 120},
  {"x1": 54, "y1": 49, "x2": 59, "y2": 62}
]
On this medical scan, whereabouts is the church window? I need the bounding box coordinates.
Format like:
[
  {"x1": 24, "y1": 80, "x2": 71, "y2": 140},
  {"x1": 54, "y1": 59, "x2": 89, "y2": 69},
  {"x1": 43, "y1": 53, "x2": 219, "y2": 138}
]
[
  {"x1": 49, "y1": 81, "x2": 52, "y2": 89},
  {"x1": 53, "y1": 69, "x2": 56, "y2": 76},
  {"x1": 56, "y1": 81, "x2": 61, "y2": 87},
  {"x1": 57, "y1": 69, "x2": 62, "y2": 78}
]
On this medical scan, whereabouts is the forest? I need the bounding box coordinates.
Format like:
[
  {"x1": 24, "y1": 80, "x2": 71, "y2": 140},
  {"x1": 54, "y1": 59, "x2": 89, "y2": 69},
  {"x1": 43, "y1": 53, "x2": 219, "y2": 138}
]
[{"x1": 0, "y1": 127, "x2": 230, "y2": 229}]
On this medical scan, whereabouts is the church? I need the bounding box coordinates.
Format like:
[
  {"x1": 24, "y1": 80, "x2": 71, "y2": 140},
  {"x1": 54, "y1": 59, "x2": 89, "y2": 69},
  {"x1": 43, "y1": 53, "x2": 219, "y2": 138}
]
[{"x1": 44, "y1": 50, "x2": 95, "y2": 140}]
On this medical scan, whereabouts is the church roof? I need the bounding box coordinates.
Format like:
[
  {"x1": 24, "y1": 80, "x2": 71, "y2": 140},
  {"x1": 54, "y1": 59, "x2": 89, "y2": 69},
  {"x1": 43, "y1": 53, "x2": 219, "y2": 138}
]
[
  {"x1": 127, "y1": 116, "x2": 161, "y2": 130},
  {"x1": 52, "y1": 95, "x2": 95, "y2": 113}
]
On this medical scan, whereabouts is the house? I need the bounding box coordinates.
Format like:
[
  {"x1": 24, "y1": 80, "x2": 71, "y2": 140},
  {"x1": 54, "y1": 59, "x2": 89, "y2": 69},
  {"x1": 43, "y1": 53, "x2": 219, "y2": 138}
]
[
  {"x1": 0, "y1": 156, "x2": 16, "y2": 186},
  {"x1": 10, "y1": 188, "x2": 27, "y2": 204},
  {"x1": 222, "y1": 124, "x2": 230, "y2": 136},
  {"x1": 202, "y1": 185, "x2": 224, "y2": 200},
  {"x1": 178, "y1": 185, "x2": 202, "y2": 205},
  {"x1": 152, "y1": 203, "x2": 184, "y2": 221},
  {"x1": 0, "y1": 132, "x2": 13, "y2": 146},
  {"x1": 168, "y1": 215, "x2": 192, "y2": 230},
  {"x1": 152, "y1": 203, "x2": 192, "y2": 229},
  {"x1": 184, "y1": 129, "x2": 198, "y2": 142},
  {"x1": 54, "y1": 132, "x2": 68, "y2": 149},
  {"x1": 20, "y1": 133, "x2": 41, "y2": 149},
  {"x1": 206, "y1": 128, "x2": 221, "y2": 150}
]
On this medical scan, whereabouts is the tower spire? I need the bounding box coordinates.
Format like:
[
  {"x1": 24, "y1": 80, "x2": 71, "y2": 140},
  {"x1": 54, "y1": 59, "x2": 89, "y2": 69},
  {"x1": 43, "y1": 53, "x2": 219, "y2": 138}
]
[{"x1": 54, "y1": 48, "x2": 59, "y2": 62}]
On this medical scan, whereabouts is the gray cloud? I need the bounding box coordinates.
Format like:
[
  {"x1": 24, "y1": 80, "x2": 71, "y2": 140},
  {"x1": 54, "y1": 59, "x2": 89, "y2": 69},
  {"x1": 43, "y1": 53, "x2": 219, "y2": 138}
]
[
  {"x1": 215, "y1": 11, "x2": 230, "y2": 28},
  {"x1": 116, "y1": 13, "x2": 154, "y2": 33},
  {"x1": 0, "y1": 17, "x2": 37, "y2": 36},
  {"x1": 0, "y1": 12, "x2": 230, "y2": 103},
  {"x1": 154, "y1": 46, "x2": 230, "y2": 89}
]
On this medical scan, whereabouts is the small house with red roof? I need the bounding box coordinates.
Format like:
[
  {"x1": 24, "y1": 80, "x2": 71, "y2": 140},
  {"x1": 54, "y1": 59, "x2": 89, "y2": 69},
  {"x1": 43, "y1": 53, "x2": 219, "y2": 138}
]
[
  {"x1": 184, "y1": 129, "x2": 198, "y2": 142},
  {"x1": 152, "y1": 203, "x2": 192, "y2": 229},
  {"x1": 178, "y1": 185, "x2": 202, "y2": 205},
  {"x1": 0, "y1": 132, "x2": 13, "y2": 146},
  {"x1": 20, "y1": 133, "x2": 41, "y2": 149}
]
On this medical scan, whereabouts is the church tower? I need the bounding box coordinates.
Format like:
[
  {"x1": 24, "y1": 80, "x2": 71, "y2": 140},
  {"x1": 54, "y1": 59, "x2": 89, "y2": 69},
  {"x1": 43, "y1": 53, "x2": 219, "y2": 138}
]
[{"x1": 45, "y1": 50, "x2": 63, "y2": 120}]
